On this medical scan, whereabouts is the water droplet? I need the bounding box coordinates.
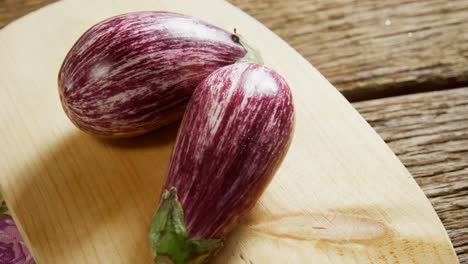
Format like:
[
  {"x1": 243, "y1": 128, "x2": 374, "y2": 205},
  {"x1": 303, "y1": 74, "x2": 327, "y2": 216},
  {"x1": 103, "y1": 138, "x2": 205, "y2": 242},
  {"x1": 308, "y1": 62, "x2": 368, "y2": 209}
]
[{"x1": 384, "y1": 19, "x2": 392, "y2": 26}]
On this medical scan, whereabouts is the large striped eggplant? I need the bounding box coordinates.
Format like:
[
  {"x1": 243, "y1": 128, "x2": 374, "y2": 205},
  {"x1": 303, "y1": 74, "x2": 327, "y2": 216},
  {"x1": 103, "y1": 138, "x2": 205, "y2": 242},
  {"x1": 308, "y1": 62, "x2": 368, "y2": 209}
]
[
  {"x1": 58, "y1": 12, "x2": 260, "y2": 137},
  {"x1": 149, "y1": 63, "x2": 294, "y2": 264}
]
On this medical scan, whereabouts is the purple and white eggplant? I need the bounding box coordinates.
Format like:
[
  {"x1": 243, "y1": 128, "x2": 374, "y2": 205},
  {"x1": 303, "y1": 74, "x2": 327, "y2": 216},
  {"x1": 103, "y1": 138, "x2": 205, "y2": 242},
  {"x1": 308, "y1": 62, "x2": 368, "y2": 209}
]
[
  {"x1": 58, "y1": 12, "x2": 260, "y2": 137},
  {"x1": 149, "y1": 63, "x2": 294, "y2": 264}
]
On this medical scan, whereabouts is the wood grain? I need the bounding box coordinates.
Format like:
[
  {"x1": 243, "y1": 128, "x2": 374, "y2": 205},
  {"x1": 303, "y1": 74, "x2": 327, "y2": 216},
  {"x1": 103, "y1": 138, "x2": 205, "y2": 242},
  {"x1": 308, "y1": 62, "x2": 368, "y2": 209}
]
[
  {"x1": 229, "y1": 0, "x2": 468, "y2": 101},
  {"x1": 0, "y1": 0, "x2": 457, "y2": 263},
  {"x1": 354, "y1": 88, "x2": 468, "y2": 263}
]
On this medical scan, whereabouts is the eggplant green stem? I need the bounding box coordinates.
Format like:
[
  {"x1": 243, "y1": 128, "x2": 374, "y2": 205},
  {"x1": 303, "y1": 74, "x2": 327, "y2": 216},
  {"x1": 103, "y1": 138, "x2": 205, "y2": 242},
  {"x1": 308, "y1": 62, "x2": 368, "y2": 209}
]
[
  {"x1": 234, "y1": 29, "x2": 264, "y2": 64},
  {"x1": 149, "y1": 188, "x2": 223, "y2": 264}
]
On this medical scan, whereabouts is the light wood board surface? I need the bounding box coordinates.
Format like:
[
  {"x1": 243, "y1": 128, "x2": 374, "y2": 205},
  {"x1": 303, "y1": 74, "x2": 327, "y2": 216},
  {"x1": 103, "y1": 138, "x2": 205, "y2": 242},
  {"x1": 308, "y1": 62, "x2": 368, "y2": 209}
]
[{"x1": 0, "y1": 0, "x2": 458, "y2": 263}]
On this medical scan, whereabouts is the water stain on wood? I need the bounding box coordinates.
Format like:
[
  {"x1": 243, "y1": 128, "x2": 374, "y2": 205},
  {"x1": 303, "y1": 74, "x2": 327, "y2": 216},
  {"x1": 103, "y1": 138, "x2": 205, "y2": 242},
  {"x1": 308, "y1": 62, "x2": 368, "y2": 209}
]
[
  {"x1": 246, "y1": 212, "x2": 388, "y2": 243},
  {"x1": 239, "y1": 208, "x2": 457, "y2": 262}
]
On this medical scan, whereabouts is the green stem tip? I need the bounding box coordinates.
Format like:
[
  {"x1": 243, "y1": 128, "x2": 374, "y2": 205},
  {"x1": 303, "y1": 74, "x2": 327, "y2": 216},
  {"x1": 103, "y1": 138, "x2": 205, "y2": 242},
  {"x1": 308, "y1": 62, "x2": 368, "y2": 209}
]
[
  {"x1": 148, "y1": 188, "x2": 223, "y2": 264},
  {"x1": 234, "y1": 29, "x2": 264, "y2": 65}
]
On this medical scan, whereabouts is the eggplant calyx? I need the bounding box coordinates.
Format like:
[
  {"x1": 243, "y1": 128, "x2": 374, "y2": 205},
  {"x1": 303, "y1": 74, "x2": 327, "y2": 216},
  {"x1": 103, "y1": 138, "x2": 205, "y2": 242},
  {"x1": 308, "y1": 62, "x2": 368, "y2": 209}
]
[
  {"x1": 233, "y1": 29, "x2": 263, "y2": 65},
  {"x1": 149, "y1": 188, "x2": 223, "y2": 264}
]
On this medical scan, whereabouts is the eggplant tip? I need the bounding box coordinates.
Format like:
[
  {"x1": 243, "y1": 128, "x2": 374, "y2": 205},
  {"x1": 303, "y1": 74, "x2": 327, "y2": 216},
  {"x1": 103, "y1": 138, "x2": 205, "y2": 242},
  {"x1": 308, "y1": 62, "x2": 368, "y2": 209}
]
[{"x1": 149, "y1": 188, "x2": 223, "y2": 264}]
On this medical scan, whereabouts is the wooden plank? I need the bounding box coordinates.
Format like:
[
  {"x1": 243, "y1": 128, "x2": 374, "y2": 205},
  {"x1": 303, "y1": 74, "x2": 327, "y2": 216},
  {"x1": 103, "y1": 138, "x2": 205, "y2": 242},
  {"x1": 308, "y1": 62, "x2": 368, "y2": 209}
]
[
  {"x1": 229, "y1": 0, "x2": 468, "y2": 101},
  {"x1": 0, "y1": 0, "x2": 57, "y2": 28},
  {"x1": 354, "y1": 87, "x2": 468, "y2": 263},
  {"x1": 0, "y1": 0, "x2": 457, "y2": 263}
]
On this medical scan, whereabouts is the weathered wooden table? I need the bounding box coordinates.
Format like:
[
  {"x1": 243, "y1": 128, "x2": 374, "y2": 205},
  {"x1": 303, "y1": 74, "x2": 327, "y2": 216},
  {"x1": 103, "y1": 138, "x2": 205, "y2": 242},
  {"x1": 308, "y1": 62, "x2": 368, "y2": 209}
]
[{"x1": 1, "y1": 0, "x2": 466, "y2": 263}]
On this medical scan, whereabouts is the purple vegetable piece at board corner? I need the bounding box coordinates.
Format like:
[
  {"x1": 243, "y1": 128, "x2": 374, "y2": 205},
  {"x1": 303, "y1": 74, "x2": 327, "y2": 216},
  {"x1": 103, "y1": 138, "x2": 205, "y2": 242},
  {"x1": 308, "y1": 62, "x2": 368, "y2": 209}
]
[{"x1": 0, "y1": 216, "x2": 35, "y2": 264}]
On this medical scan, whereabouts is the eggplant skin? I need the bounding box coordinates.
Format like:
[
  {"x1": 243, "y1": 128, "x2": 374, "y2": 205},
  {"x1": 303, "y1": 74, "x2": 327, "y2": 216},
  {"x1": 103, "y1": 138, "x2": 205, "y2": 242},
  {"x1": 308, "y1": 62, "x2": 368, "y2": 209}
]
[
  {"x1": 58, "y1": 12, "x2": 246, "y2": 137},
  {"x1": 164, "y1": 62, "x2": 294, "y2": 239}
]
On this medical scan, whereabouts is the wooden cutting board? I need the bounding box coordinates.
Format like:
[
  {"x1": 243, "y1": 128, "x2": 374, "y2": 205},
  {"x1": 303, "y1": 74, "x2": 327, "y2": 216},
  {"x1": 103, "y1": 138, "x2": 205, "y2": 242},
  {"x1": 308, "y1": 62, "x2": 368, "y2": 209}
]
[{"x1": 0, "y1": 0, "x2": 458, "y2": 263}]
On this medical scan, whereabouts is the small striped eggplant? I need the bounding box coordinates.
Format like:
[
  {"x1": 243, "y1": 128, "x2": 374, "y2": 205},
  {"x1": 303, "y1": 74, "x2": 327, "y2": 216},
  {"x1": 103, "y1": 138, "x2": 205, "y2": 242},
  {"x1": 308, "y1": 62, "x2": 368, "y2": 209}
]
[
  {"x1": 149, "y1": 63, "x2": 294, "y2": 264},
  {"x1": 58, "y1": 12, "x2": 260, "y2": 137}
]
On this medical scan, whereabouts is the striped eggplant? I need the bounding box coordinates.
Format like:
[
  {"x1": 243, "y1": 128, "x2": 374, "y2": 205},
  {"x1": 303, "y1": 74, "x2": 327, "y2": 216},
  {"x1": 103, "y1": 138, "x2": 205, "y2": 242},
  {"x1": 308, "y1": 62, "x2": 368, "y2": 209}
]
[
  {"x1": 58, "y1": 12, "x2": 260, "y2": 137},
  {"x1": 149, "y1": 63, "x2": 294, "y2": 264}
]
